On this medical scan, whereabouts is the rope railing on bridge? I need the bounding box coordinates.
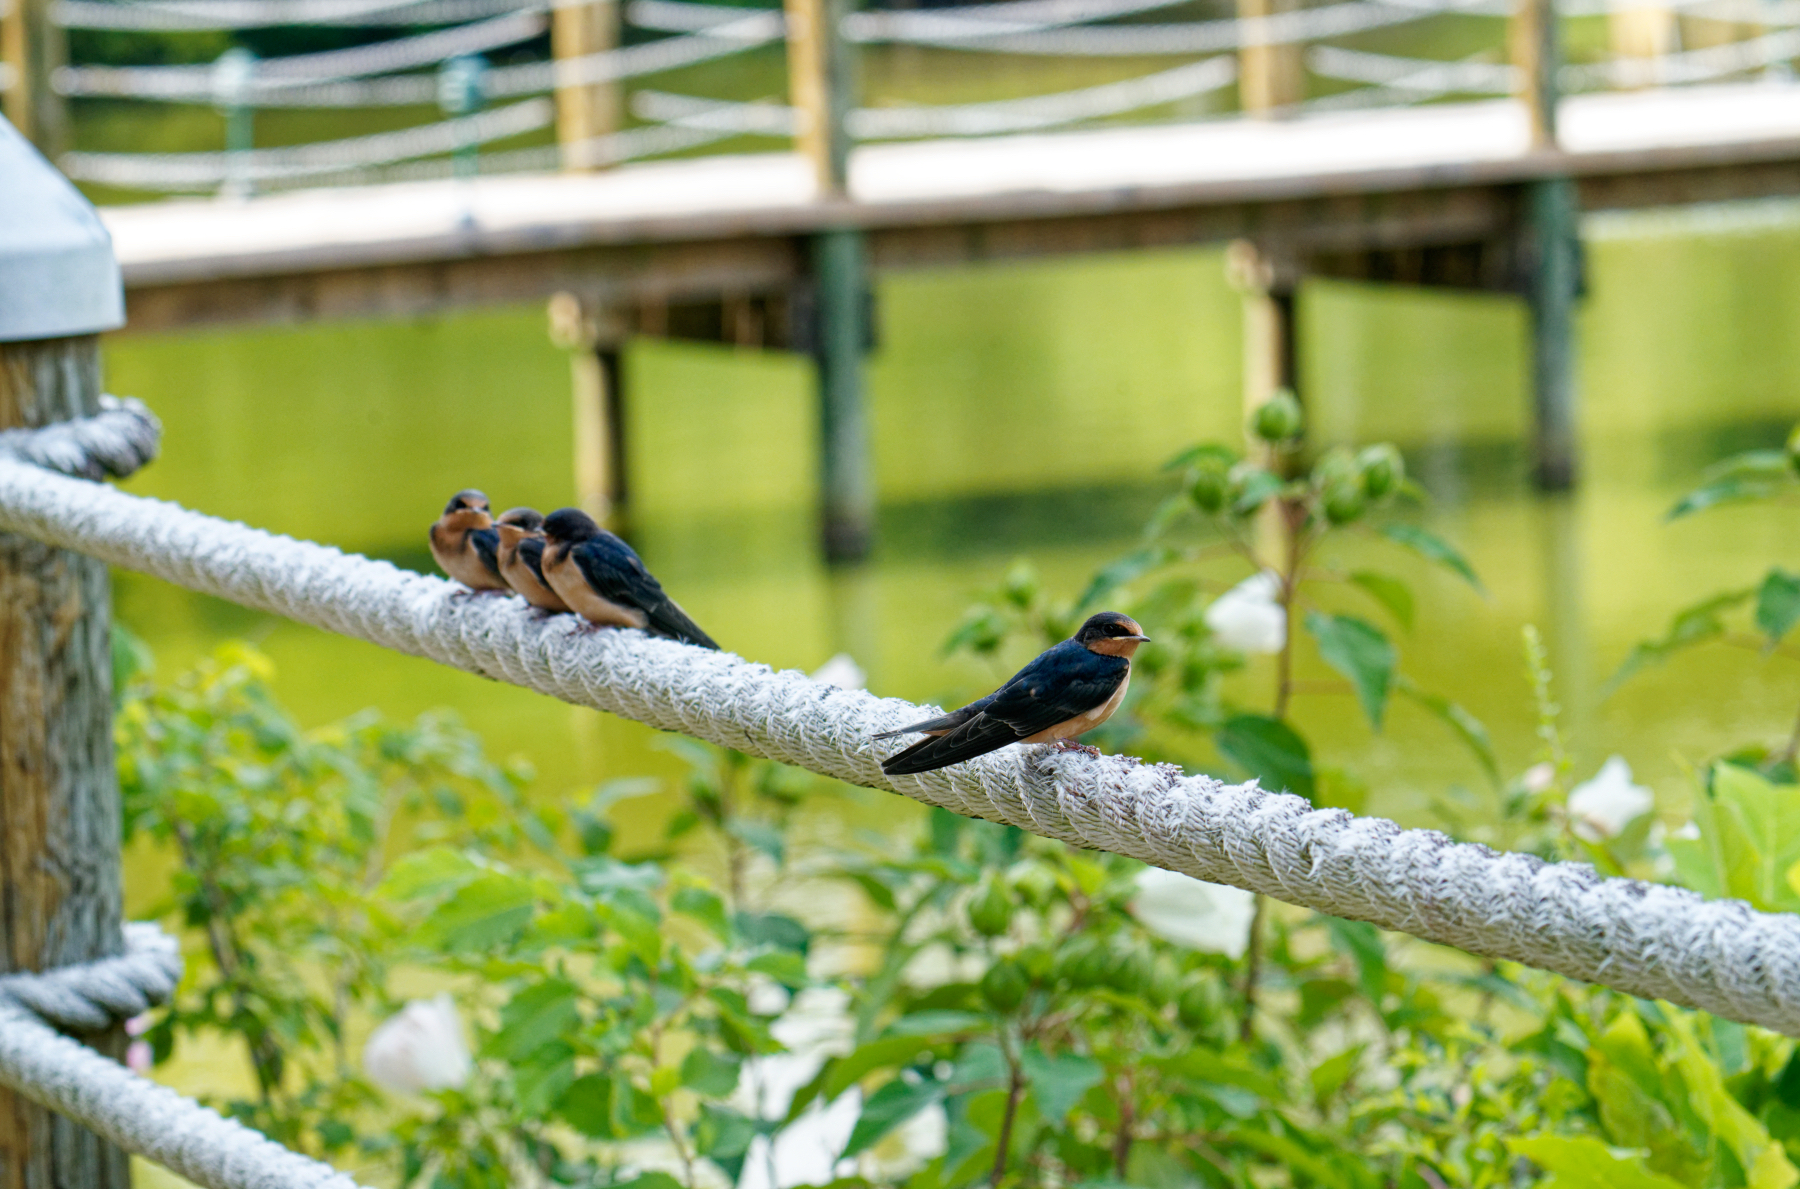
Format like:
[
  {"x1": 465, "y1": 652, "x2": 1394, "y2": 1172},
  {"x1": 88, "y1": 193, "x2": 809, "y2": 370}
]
[{"x1": 4, "y1": 405, "x2": 1800, "y2": 1044}]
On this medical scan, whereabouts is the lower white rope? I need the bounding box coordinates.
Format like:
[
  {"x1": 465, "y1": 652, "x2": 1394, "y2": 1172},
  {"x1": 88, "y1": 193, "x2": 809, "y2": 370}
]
[
  {"x1": 0, "y1": 924, "x2": 372, "y2": 1189},
  {"x1": 5, "y1": 449, "x2": 1800, "y2": 1037}
]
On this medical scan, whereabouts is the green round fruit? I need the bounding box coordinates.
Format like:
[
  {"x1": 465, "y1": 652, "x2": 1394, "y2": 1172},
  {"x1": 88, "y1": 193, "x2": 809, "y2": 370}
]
[
  {"x1": 1189, "y1": 464, "x2": 1228, "y2": 514},
  {"x1": 1106, "y1": 946, "x2": 1151, "y2": 996},
  {"x1": 981, "y1": 960, "x2": 1030, "y2": 1013},
  {"x1": 1251, "y1": 390, "x2": 1304, "y2": 443},
  {"x1": 1358, "y1": 444, "x2": 1404, "y2": 500},
  {"x1": 1178, "y1": 981, "x2": 1216, "y2": 1029},
  {"x1": 1015, "y1": 943, "x2": 1054, "y2": 982},
  {"x1": 1322, "y1": 480, "x2": 1365, "y2": 526},
  {"x1": 1056, "y1": 938, "x2": 1105, "y2": 988},
  {"x1": 968, "y1": 881, "x2": 1014, "y2": 938}
]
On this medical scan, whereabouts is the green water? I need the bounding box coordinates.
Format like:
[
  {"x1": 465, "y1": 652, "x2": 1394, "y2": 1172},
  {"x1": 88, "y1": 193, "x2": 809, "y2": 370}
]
[{"x1": 102, "y1": 206, "x2": 1800, "y2": 887}]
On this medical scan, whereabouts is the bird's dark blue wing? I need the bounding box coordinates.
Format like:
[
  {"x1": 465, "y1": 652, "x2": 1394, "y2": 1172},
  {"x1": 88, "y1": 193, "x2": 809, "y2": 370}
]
[
  {"x1": 469, "y1": 527, "x2": 502, "y2": 580},
  {"x1": 572, "y1": 533, "x2": 719, "y2": 649},
  {"x1": 517, "y1": 537, "x2": 550, "y2": 585},
  {"x1": 981, "y1": 643, "x2": 1128, "y2": 739}
]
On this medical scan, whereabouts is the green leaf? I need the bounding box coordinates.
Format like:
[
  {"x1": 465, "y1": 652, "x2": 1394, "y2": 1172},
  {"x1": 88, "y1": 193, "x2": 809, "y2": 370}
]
[
  {"x1": 1663, "y1": 1010, "x2": 1800, "y2": 1189},
  {"x1": 1667, "y1": 450, "x2": 1790, "y2": 520},
  {"x1": 1758, "y1": 569, "x2": 1800, "y2": 645},
  {"x1": 680, "y1": 1047, "x2": 743, "y2": 1097},
  {"x1": 1075, "y1": 546, "x2": 1179, "y2": 613},
  {"x1": 1394, "y1": 675, "x2": 1499, "y2": 788},
  {"x1": 747, "y1": 950, "x2": 808, "y2": 989},
  {"x1": 727, "y1": 820, "x2": 785, "y2": 866},
  {"x1": 1305, "y1": 613, "x2": 1395, "y2": 730},
  {"x1": 790, "y1": 1036, "x2": 935, "y2": 1122},
  {"x1": 1163, "y1": 442, "x2": 1240, "y2": 472},
  {"x1": 1347, "y1": 570, "x2": 1413, "y2": 631},
  {"x1": 379, "y1": 846, "x2": 481, "y2": 901},
  {"x1": 558, "y1": 1073, "x2": 614, "y2": 1138},
  {"x1": 735, "y1": 911, "x2": 810, "y2": 953},
  {"x1": 487, "y1": 979, "x2": 581, "y2": 1061},
  {"x1": 1215, "y1": 714, "x2": 1314, "y2": 800},
  {"x1": 1605, "y1": 588, "x2": 1755, "y2": 696},
  {"x1": 882, "y1": 1010, "x2": 987, "y2": 1038},
  {"x1": 416, "y1": 871, "x2": 535, "y2": 951},
  {"x1": 1379, "y1": 524, "x2": 1483, "y2": 593},
  {"x1": 842, "y1": 1076, "x2": 946, "y2": 1159},
  {"x1": 1691, "y1": 762, "x2": 1800, "y2": 914},
  {"x1": 1320, "y1": 917, "x2": 1386, "y2": 1004},
  {"x1": 1232, "y1": 469, "x2": 1285, "y2": 516},
  {"x1": 1507, "y1": 1136, "x2": 1689, "y2": 1189},
  {"x1": 672, "y1": 886, "x2": 730, "y2": 940},
  {"x1": 1019, "y1": 1047, "x2": 1101, "y2": 1128},
  {"x1": 514, "y1": 1044, "x2": 577, "y2": 1114}
]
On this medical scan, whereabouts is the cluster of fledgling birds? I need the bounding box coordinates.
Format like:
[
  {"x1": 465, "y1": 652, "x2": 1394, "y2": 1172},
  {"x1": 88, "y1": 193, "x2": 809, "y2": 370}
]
[{"x1": 430, "y1": 489, "x2": 1151, "y2": 777}]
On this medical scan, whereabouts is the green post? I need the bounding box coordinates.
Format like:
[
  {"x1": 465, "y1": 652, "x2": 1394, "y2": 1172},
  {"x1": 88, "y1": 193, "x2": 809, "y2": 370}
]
[
  {"x1": 786, "y1": 0, "x2": 870, "y2": 561},
  {"x1": 213, "y1": 47, "x2": 257, "y2": 199},
  {"x1": 1526, "y1": 177, "x2": 1579, "y2": 490},
  {"x1": 814, "y1": 228, "x2": 871, "y2": 560}
]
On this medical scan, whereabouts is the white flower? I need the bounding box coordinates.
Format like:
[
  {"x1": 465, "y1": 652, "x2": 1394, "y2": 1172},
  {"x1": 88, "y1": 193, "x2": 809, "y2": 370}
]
[
  {"x1": 1522, "y1": 762, "x2": 1556, "y2": 794},
  {"x1": 738, "y1": 1091, "x2": 862, "y2": 1189},
  {"x1": 746, "y1": 974, "x2": 792, "y2": 1017},
  {"x1": 810, "y1": 654, "x2": 866, "y2": 690},
  {"x1": 1567, "y1": 756, "x2": 1654, "y2": 842},
  {"x1": 362, "y1": 994, "x2": 472, "y2": 1094},
  {"x1": 1204, "y1": 571, "x2": 1286, "y2": 655},
  {"x1": 858, "y1": 1102, "x2": 948, "y2": 1182},
  {"x1": 1130, "y1": 868, "x2": 1257, "y2": 959},
  {"x1": 1672, "y1": 820, "x2": 1702, "y2": 841}
]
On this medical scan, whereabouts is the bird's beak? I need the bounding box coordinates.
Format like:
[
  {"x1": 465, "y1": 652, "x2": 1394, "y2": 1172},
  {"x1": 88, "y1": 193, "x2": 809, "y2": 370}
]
[{"x1": 1127, "y1": 634, "x2": 1152, "y2": 643}]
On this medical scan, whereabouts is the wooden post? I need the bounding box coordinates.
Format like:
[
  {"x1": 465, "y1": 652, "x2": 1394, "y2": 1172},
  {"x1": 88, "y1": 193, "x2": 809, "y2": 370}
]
[
  {"x1": 1525, "y1": 177, "x2": 1579, "y2": 490},
  {"x1": 1510, "y1": 0, "x2": 1558, "y2": 150},
  {"x1": 1, "y1": 0, "x2": 69, "y2": 157},
  {"x1": 553, "y1": 0, "x2": 620, "y2": 171},
  {"x1": 1226, "y1": 240, "x2": 1300, "y2": 570},
  {"x1": 1236, "y1": 0, "x2": 1305, "y2": 116},
  {"x1": 787, "y1": 0, "x2": 871, "y2": 561},
  {"x1": 1511, "y1": 0, "x2": 1579, "y2": 489},
  {"x1": 0, "y1": 335, "x2": 130, "y2": 1189},
  {"x1": 1608, "y1": 1, "x2": 1675, "y2": 84},
  {"x1": 549, "y1": 293, "x2": 629, "y2": 529}
]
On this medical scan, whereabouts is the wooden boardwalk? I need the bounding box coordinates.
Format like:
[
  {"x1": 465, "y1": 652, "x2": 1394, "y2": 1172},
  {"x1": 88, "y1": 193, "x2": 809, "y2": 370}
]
[{"x1": 105, "y1": 81, "x2": 1800, "y2": 333}]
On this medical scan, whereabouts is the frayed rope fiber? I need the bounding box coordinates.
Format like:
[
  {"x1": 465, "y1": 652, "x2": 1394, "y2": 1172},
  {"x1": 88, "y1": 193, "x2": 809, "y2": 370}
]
[{"x1": 4, "y1": 452, "x2": 1800, "y2": 1036}]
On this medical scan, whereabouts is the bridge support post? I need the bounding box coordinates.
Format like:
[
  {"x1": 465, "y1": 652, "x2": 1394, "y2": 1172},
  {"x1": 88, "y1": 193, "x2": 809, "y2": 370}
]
[
  {"x1": 0, "y1": 334, "x2": 131, "y2": 1189},
  {"x1": 1525, "y1": 178, "x2": 1579, "y2": 491},
  {"x1": 1236, "y1": 0, "x2": 1305, "y2": 115},
  {"x1": 1, "y1": 0, "x2": 69, "y2": 157},
  {"x1": 550, "y1": 294, "x2": 630, "y2": 530},
  {"x1": 787, "y1": 0, "x2": 872, "y2": 562},
  {"x1": 554, "y1": 0, "x2": 620, "y2": 171},
  {"x1": 1227, "y1": 240, "x2": 1300, "y2": 570}
]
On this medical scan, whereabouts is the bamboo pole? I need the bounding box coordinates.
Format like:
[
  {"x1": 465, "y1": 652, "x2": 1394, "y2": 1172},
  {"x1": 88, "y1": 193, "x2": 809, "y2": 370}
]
[
  {"x1": 1, "y1": 0, "x2": 69, "y2": 157},
  {"x1": 549, "y1": 293, "x2": 629, "y2": 529},
  {"x1": 1226, "y1": 240, "x2": 1299, "y2": 571},
  {"x1": 553, "y1": 0, "x2": 620, "y2": 171},
  {"x1": 0, "y1": 334, "x2": 129, "y2": 1189}
]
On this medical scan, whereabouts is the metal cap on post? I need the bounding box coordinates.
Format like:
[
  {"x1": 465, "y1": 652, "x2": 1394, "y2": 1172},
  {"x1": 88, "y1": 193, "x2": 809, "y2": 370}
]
[
  {"x1": 0, "y1": 112, "x2": 132, "y2": 1189},
  {"x1": 0, "y1": 117, "x2": 125, "y2": 341}
]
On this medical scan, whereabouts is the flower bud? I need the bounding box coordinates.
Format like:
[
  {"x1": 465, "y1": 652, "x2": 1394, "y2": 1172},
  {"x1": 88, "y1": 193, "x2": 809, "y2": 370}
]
[
  {"x1": 1322, "y1": 480, "x2": 1365, "y2": 526},
  {"x1": 1358, "y1": 444, "x2": 1404, "y2": 500},
  {"x1": 968, "y1": 880, "x2": 1014, "y2": 938},
  {"x1": 1189, "y1": 463, "x2": 1228, "y2": 514}
]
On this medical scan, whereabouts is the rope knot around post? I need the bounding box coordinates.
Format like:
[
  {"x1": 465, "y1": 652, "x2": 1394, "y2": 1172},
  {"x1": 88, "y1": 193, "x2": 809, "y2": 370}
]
[
  {"x1": 0, "y1": 924, "x2": 182, "y2": 1033},
  {"x1": 0, "y1": 395, "x2": 162, "y2": 482}
]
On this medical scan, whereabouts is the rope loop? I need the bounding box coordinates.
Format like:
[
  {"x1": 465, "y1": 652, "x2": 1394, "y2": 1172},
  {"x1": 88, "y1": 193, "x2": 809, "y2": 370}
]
[
  {"x1": 0, "y1": 924, "x2": 183, "y2": 1032},
  {"x1": 0, "y1": 396, "x2": 162, "y2": 483}
]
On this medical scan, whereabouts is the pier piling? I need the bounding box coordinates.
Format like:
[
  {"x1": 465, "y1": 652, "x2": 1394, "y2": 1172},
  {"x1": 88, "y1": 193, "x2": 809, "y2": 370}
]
[{"x1": 554, "y1": 0, "x2": 620, "y2": 170}]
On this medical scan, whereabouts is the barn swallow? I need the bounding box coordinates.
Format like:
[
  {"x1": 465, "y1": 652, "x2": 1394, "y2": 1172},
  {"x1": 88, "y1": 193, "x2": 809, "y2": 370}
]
[
  {"x1": 495, "y1": 507, "x2": 571, "y2": 612},
  {"x1": 876, "y1": 612, "x2": 1149, "y2": 776},
  {"x1": 540, "y1": 508, "x2": 720, "y2": 649},
  {"x1": 429, "y1": 489, "x2": 507, "y2": 591}
]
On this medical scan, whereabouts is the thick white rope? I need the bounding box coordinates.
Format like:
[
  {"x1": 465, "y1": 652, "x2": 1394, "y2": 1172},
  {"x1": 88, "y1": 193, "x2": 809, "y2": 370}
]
[
  {"x1": 53, "y1": 0, "x2": 535, "y2": 31},
  {"x1": 4, "y1": 440, "x2": 1800, "y2": 1036},
  {"x1": 0, "y1": 396, "x2": 160, "y2": 483}
]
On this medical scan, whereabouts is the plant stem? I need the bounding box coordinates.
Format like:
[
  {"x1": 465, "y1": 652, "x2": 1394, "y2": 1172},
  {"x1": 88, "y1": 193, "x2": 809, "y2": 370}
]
[
  {"x1": 1111, "y1": 1071, "x2": 1135, "y2": 1178},
  {"x1": 991, "y1": 1030, "x2": 1024, "y2": 1189},
  {"x1": 1240, "y1": 893, "x2": 1267, "y2": 1043}
]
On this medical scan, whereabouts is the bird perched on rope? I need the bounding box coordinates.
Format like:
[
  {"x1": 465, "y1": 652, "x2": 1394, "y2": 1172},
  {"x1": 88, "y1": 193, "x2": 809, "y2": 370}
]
[
  {"x1": 540, "y1": 508, "x2": 719, "y2": 649},
  {"x1": 494, "y1": 507, "x2": 570, "y2": 612},
  {"x1": 428, "y1": 489, "x2": 506, "y2": 591},
  {"x1": 876, "y1": 611, "x2": 1149, "y2": 776}
]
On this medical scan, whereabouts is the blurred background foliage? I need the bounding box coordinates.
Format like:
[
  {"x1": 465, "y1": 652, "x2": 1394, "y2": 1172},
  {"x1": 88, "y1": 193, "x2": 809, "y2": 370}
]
[{"x1": 112, "y1": 417, "x2": 1800, "y2": 1189}]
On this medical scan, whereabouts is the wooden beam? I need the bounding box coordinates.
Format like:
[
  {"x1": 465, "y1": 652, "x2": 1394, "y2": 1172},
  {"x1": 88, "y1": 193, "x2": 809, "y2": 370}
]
[
  {"x1": 1509, "y1": 0, "x2": 1560, "y2": 149},
  {"x1": 1236, "y1": 0, "x2": 1305, "y2": 116},
  {"x1": 549, "y1": 293, "x2": 630, "y2": 529},
  {"x1": 0, "y1": 334, "x2": 129, "y2": 1189}
]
